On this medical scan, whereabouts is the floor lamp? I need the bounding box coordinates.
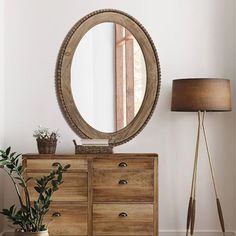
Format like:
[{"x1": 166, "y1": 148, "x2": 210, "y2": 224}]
[{"x1": 171, "y1": 78, "x2": 232, "y2": 235}]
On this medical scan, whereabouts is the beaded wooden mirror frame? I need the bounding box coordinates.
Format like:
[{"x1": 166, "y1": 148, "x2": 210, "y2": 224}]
[{"x1": 55, "y1": 9, "x2": 161, "y2": 146}]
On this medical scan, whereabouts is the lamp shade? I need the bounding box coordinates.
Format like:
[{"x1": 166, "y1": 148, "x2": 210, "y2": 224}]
[{"x1": 171, "y1": 78, "x2": 232, "y2": 112}]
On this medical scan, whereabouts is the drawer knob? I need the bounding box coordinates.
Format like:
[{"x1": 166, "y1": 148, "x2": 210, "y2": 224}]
[
  {"x1": 52, "y1": 212, "x2": 61, "y2": 217},
  {"x1": 118, "y1": 179, "x2": 128, "y2": 185},
  {"x1": 118, "y1": 162, "x2": 127, "y2": 168},
  {"x1": 52, "y1": 162, "x2": 60, "y2": 167},
  {"x1": 119, "y1": 212, "x2": 128, "y2": 217}
]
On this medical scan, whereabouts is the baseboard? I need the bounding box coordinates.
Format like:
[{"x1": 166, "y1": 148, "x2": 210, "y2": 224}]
[
  {"x1": 159, "y1": 231, "x2": 235, "y2": 236},
  {"x1": 1, "y1": 231, "x2": 235, "y2": 236}
]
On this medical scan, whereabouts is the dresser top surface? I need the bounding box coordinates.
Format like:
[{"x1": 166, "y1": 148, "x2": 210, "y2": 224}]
[{"x1": 22, "y1": 153, "x2": 158, "y2": 159}]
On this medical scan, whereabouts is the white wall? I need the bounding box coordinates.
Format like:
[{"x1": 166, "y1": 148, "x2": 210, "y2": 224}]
[
  {"x1": 0, "y1": 0, "x2": 5, "y2": 233},
  {"x1": 1, "y1": 0, "x2": 236, "y2": 233}
]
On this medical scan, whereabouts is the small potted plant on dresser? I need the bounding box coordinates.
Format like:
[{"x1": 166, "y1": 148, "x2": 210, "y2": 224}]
[
  {"x1": 33, "y1": 126, "x2": 60, "y2": 154},
  {"x1": 0, "y1": 147, "x2": 70, "y2": 236}
]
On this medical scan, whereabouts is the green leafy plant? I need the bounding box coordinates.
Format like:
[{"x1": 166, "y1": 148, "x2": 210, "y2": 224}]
[{"x1": 0, "y1": 147, "x2": 70, "y2": 232}]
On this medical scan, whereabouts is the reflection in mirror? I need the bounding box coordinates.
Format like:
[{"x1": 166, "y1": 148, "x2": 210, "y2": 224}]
[{"x1": 71, "y1": 23, "x2": 146, "y2": 133}]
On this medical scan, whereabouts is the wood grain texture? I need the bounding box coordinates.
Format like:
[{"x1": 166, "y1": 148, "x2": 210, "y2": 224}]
[
  {"x1": 93, "y1": 204, "x2": 153, "y2": 235},
  {"x1": 153, "y1": 157, "x2": 158, "y2": 236},
  {"x1": 44, "y1": 203, "x2": 87, "y2": 235},
  {"x1": 93, "y1": 158, "x2": 154, "y2": 170},
  {"x1": 23, "y1": 153, "x2": 158, "y2": 236},
  {"x1": 26, "y1": 159, "x2": 88, "y2": 172},
  {"x1": 55, "y1": 9, "x2": 161, "y2": 146},
  {"x1": 93, "y1": 171, "x2": 153, "y2": 202},
  {"x1": 26, "y1": 172, "x2": 88, "y2": 202},
  {"x1": 88, "y1": 159, "x2": 93, "y2": 236},
  {"x1": 23, "y1": 153, "x2": 158, "y2": 159}
]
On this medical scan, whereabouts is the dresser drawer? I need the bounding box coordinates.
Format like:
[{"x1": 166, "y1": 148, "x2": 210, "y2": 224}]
[
  {"x1": 44, "y1": 203, "x2": 87, "y2": 235},
  {"x1": 27, "y1": 172, "x2": 88, "y2": 202},
  {"x1": 93, "y1": 204, "x2": 153, "y2": 235},
  {"x1": 93, "y1": 158, "x2": 153, "y2": 171},
  {"x1": 93, "y1": 171, "x2": 153, "y2": 202},
  {"x1": 26, "y1": 159, "x2": 88, "y2": 172}
]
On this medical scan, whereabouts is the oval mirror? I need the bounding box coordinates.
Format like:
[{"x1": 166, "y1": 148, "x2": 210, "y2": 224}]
[
  {"x1": 71, "y1": 22, "x2": 147, "y2": 132},
  {"x1": 56, "y1": 9, "x2": 161, "y2": 146}
]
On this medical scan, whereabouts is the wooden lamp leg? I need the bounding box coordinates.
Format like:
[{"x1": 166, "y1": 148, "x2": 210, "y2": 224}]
[
  {"x1": 186, "y1": 111, "x2": 226, "y2": 235},
  {"x1": 202, "y1": 111, "x2": 225, "y2": 233},
  {"x1": 186, "y1": 111, "x2": 201, "y2": 236}
]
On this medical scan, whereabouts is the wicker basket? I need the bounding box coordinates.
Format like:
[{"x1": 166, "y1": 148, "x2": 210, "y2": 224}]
[
  {"x1": 36, "y1": 138, "x2": 57, "y2": 154},
  {"x1": 73, "y1": 140, "x2": 113, "y2": 154}
]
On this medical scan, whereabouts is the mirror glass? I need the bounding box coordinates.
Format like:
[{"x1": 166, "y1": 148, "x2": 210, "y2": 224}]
[{"x1": 71, "y1": 23, "x2": 146, "y2": 132}]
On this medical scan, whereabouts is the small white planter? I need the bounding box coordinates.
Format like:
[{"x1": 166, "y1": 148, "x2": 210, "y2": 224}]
[{"x1": 14, "y1": 230, "x2": 49, "y2": 236}]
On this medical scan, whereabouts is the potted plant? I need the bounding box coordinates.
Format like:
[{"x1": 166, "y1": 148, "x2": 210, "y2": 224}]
[
  {"x1": 33, "y1": 126, "x2": 60, "y2": 154},
  {"x1": 0, "y1": 147, "x2": 70, "y2": 235}
]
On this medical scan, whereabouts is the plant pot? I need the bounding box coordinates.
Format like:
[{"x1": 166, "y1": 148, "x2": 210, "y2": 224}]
[
  {"x1": 14, "y1": 230, "x2": 49, "y2": 236},
  {"x1": 36, "y1": 138, "x2": 57, "y2": 154}
]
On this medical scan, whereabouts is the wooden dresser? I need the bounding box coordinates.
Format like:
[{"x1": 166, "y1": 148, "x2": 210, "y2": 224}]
[{"x1": 22, "y1": 154, "x2": 158, "y2": 236}]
